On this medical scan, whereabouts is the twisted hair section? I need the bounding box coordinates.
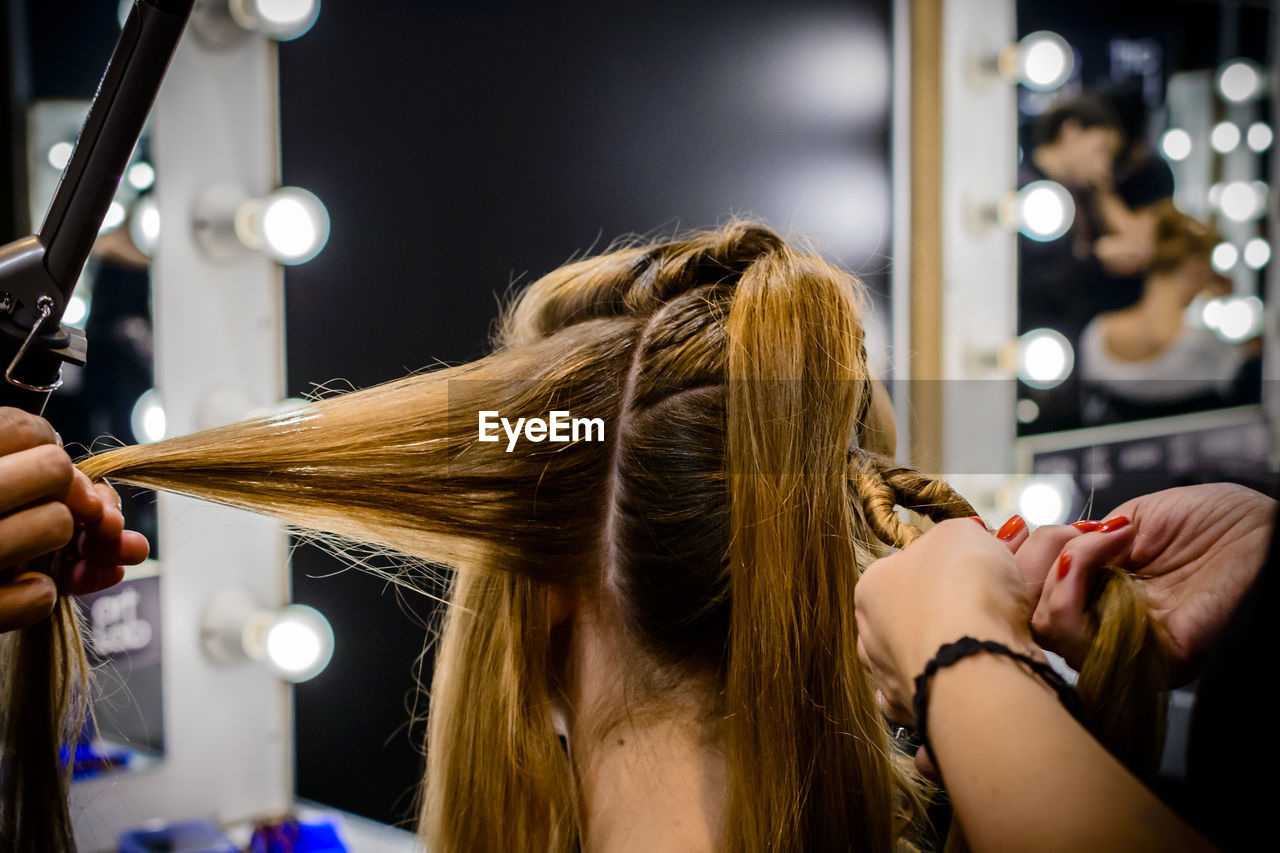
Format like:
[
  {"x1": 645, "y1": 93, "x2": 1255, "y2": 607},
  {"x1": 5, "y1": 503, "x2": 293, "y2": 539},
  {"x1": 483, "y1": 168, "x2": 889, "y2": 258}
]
[{"x1": 848, "y1": 448, "x2": 978, "y2": 548}]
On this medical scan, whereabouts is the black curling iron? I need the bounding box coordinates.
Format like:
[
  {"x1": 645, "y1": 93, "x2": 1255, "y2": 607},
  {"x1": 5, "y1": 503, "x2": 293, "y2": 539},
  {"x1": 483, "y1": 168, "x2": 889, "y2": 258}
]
[{"x1": 0, "y1": 0, "x2": 195, "y2": 416}]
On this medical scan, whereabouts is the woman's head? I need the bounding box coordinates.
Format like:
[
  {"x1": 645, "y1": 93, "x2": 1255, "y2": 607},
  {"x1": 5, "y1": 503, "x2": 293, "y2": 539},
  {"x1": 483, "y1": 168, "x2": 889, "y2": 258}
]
[{"x1": 75, "y1": 221, "x2": 974, "y2": 851}]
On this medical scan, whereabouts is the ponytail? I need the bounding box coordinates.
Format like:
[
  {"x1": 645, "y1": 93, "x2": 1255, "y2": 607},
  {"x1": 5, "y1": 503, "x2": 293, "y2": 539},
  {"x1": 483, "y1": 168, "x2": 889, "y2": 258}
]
[{"x1": 723, "y1": 250, "x2": 918, "y2": 850}]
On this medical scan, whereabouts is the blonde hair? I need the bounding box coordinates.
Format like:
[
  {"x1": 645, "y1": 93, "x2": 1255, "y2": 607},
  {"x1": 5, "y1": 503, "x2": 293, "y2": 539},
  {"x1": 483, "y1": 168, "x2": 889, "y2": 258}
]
[
  {"x1": 3, "y1": 220, "x2": 1161, "y2": 850},
  {"x1": 1149, "y1": 201, "x2": 1221, "y2": 275}
]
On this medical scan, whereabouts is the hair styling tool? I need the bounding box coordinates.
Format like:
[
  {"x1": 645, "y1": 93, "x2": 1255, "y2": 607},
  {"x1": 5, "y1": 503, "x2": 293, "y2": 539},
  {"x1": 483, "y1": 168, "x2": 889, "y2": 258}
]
[{"x1": 0, "y1": 0, "x2": 195, "y2": 416}]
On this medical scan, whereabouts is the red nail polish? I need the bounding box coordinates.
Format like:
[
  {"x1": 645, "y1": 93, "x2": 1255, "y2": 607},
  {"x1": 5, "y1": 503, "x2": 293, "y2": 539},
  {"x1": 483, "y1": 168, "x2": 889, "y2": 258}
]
[
  {"x1": 1072, "y1": 520, "x2": 1102, "y2": 532},
  {"x1": 996, "y1": 515, "x2": 1026, "y2": 541},
  {"x1": 969, "y1": 516, "x2": 987, "y2": 529},
  {"x1": 1056, "y1": 552, "x2": 1072, "y2": 580},
  {"x1": 1099, "y1": 515, "x2": 1130, "y2": 533}
]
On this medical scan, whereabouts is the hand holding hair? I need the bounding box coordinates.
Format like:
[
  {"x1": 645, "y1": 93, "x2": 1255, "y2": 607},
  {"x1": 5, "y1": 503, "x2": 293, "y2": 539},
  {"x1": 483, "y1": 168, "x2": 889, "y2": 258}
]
[
  {"x1": 854, "y1": 513, "x2": 1217, "y2": 853},
  {"x1": 1015, "y1": 483, "x2": 1274, "y2": 686},
  {"x1": 0, "y1": 407, "x2": 148, "y2": 633},
  {"x1": 853, "y1": 516, "x2": 1042, "y2": 725}
]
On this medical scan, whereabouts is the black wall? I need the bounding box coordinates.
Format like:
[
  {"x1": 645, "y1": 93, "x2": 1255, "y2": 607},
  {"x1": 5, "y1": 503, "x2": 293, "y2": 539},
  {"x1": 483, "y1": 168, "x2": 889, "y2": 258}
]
[{"x1": 279, "y1": 0, "x2": 894, "y2": 826}]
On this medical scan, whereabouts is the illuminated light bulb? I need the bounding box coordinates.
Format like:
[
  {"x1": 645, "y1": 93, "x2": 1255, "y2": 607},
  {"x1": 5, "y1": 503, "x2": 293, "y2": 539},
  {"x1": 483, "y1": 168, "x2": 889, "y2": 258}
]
[
  {"x1": 1016, "y1": 328, "x2": 1074, "y2": 390},
  {"x1": 63, "y1": 293, "x2": 90, "y2": 327},
  {"x1": 1015, "y1": 31, "x2": 1074, "y2": 91},
  {"x1": 230, "y1": 0, "x2": 321, "y2": 40},
  {"x1": 266, "y1": 619, "x2": 322, "y2": 674},
  {"x1": 1160, "y1": 128, "x2": 1192, "y2": 161},
  {"x1": 1247, "y1": 122, "x2": 1273, "y2": 153},
  {"x1": 1243, "y1": 237, "x2": 1271, "y2": 269},
  {"x1": 1218, "y1": 59, "x2": 1263, "y2": 103},
  {"x1": 203, "y1": 592, "x2": 335, "y2": 683},
  {"x1": 247, "y1": 604, "x2": 333, "y2": 682},
  {"x1": 1205, "y1": 296, "x2": 1263, "y2": 342},
  {"x1": 1219, "y1": 181, "x2": 1264, "y2": 222},
  {"x1": 1017, "y1": 478, "x2": 1072, "y2": 527},
  {"x1": 130, "y1": 389, "x2": 166, "y2": 444},
  {"x1": 1012, "y1": 180, "x2": 1075, "y2": 242},
  {"x1": 1015, "y1": 398, "x2": 1041, "y2": 424},
  {"x1": 127, "y1": 161, "x2": 156, "y2": 191},
  {"x1": 1202, "y1": 298, "x2": 1225, "y2": 331},
  {"x1": 99, "y1": 200, "x2": 126, "y2": 234},
  {"x1": 234, "y1": 186, "x2": 331, "y2": 265},
  {"x1": 1211, "y1": 242, "x2": 1239, "y2": 272},
  {"x1": 1211, "y1": 121, "x2": 1241, "y2": 154},
  {"x1": 130, "y1": 196, "x2": 161, "y2": 257},
  {"x1": 47, "y1": 141, "x2": 73, "y2": 170},
  {"x1": 263, "y1": 198, "x2": 317, "y2": 258}
]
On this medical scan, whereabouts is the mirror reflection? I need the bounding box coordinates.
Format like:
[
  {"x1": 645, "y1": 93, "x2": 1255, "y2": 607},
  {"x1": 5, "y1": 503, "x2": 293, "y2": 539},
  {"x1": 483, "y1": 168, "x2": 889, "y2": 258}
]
[
  {"x1": 23, "y1": 99, "x2": 162, "y2": 778},
  {"x1": 1014, "y1": 0, "x2": 1270, "y2": 435}
]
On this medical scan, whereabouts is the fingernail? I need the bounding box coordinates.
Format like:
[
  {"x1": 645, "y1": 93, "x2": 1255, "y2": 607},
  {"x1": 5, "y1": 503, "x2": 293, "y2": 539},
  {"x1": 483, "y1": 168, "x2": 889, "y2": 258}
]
[
  {"x1": 1056, "y1": 552, "x2": 1072, "y2": 581},
  {"x1": 1072, "y1": 520, "x2": 1102, "y2": 532},
  {"x1": 1099, "y1": 515, "x2": 1130, "y2": 533},
  {"x1": 996, "y1": 515, "x2": 1026, "y2": 541},
  {"x1": 969, "y1": 516, "x2": 987, "y2": 529}
]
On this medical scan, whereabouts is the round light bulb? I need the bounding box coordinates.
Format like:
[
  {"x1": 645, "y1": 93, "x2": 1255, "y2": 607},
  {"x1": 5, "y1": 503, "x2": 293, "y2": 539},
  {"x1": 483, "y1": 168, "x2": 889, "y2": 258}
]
[
  {"x1": 1015, "y1": 398, "x2": 1041, "y2": 424},
  {"x1": 130, "y1": 196, "x2": 161, "y2": 257},
  {"x1": 1211, "y1": 121, "x2": 1241, "y2": 154},
  {"x1": 1211, "y1": 242, "x2": 1239, "y2": 272},
  {"x1": 1017, "y1": 31, "x2": 1074, "y2": 91},
  {"x1": 259, "y1": 605, "x2": 333, "y2": 682},
  {"x1": 1016, "y1": 180, "x2": 1075, "y2": 242},
  {"x1": 1016, "y1": 328, "x2": 1074, "y2": 390},
  {"x1": 1219, "y1": 181, "x2": 1264, "y2": 222},
  {"x1": 99, "y1": 200, "x2": 127, "y2": 234},
  {"x1": 1243, "y1": 237, "x2": 1271, "y2": 269},
  {"x1": 1247, "y1": 122, "x2": 1273, "y2": 153},
  {"x1": 1160, "y1": 128, "x2": 1192, "y2": 162},
  {"x1": 130, "y1": 389, "x2": 166, "y2": 444},
  {"x1": 230, "y1": 0, "x2": 321, "y2": 40},
  {"x1": 47, "y1": 141, "x2": 73, "y2": 170},
  {"x1": 63, "y1": 293, "x2": 90, "y2": 327},
  {"x1": 1017, "y1": 479, "x2": 1072, "y2": 527},
  {"x1": 1218, "y1": 60, "x2": 1263, "y2": 103},
  {"x1": 127, "y1": 161, "x2": 156, "y2": 191},
  {"x1": 239, "y1": 187, "x2": 331, "y2": 265},
  {"x1": 1207, "y1": 296, "x2": 1263, "y2": 342}
]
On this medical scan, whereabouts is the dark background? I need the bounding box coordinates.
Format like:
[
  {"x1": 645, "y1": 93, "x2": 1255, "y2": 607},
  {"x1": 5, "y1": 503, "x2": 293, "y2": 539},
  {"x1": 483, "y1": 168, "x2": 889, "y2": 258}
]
[{"x1": 4, "y1": 0, "x2": 894, "y2": 827}]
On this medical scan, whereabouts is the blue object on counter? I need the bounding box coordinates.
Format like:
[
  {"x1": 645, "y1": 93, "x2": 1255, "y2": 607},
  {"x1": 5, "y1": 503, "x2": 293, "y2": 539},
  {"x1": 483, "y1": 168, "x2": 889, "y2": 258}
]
[
  {"x1": 65, "y1": 740, "x2": 135, "y2": 780},
  {"x1": 119, "y1": 819, "x2": 238, "y2": 853},
  {"x1": 249, "y1": 816, "x2": 348, "y2": 853}
]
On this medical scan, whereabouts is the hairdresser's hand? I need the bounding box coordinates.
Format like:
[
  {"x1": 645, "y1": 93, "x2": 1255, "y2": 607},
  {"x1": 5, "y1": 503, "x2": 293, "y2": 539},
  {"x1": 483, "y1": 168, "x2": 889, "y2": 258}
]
[
  {"x1": 1016, "y1": 484, "x2": 1274, "y2": 686},
  {"x1": 0, "y1": 408, "x2": 148, "y2": 632},
  {"x1": 854, "y1": 518, "x2": 1040, "y2": 726}
]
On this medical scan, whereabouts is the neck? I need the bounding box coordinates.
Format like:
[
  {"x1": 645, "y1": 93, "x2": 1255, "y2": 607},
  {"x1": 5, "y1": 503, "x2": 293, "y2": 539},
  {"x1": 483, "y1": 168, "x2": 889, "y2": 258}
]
[
  {"x1": 564, "y1": 596, "x2": 727, "y2": 853},
  {"x1": 574, "y1": 714, "x2": 726, "y2": 852},
  {"x1": 1138, "y1": 272, "x2": 1197, "y2": 317}
]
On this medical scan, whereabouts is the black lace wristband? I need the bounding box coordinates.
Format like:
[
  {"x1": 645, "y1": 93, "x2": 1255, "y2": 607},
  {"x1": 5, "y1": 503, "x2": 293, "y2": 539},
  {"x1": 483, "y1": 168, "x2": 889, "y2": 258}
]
[{"x1": 911, "y1": 636, "x2": 1086, "y2": 760}]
